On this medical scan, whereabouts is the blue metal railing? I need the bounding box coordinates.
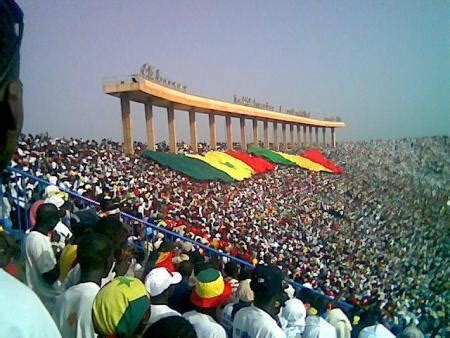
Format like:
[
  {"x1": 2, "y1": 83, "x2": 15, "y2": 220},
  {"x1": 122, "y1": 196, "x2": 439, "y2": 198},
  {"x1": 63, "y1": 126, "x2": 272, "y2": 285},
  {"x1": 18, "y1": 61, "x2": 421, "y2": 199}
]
[{"x1": 2, "y1": 166, "x2": 352, "y2": 311}]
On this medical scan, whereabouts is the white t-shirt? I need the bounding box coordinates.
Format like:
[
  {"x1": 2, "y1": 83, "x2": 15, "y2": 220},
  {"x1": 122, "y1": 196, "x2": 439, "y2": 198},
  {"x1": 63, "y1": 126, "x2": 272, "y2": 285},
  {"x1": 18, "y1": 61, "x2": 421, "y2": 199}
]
[
  {"x1": 54, "y1": 221, "x2": 73, "y2": 246},
  {"x1": 148, "y1": 304, "x2": 181, "y2": 326},
  {"x1": 23, "y1": 231, "x2": 63, "y2": 312},
  {"x1": 52, "y1": 282, "x2": 100, "y2": 338},
  {"x1": 233, "y1": 306, "x2": 286, "y2": 338},
  {"x1": 303, "y1": 316, "x2": 337, "y2": 338},
  {"x1": 221, "y1": 302, "x2": 236, "y2": 337},
  {"x1": 183, "y1": 310, "x2": 227, "y2": 338},
  {"x1": 359, "y1": 324, "x2": 396, "y2": 338},
  {"x1": 63, "y1": 263, "x2": 116, "y2": 290},
  {"x1": 0, "y1": 268, "x2": 61, "y2": 338}
]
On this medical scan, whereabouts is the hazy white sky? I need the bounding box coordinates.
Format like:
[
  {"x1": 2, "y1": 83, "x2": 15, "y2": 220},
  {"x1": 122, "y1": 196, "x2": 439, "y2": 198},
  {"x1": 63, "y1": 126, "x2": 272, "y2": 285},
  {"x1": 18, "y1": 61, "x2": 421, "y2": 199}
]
[{"x1": 19, "y1": 1, "x2": 449, "y2": 143}]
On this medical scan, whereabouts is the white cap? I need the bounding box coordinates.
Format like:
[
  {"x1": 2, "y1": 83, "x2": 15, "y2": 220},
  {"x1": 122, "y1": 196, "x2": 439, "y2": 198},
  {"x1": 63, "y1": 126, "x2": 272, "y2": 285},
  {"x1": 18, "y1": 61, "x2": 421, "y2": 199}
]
[
  {"x1": 45, "y1": 195, "x2": 65, "y2": 208},
  {"x1": 44, "y1": 185, "x2": 61, "y2": 198},
  {"x1": 145, "y1": 267, "x2": 182, "y2": 297}
]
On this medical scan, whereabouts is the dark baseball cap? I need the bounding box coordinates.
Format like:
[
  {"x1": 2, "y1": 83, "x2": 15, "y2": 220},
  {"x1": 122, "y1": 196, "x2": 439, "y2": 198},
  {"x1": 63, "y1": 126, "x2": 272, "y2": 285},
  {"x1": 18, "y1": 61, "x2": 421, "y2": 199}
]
[{"x1": 250, "y1": 264, "x2": 284, "y2": 298}]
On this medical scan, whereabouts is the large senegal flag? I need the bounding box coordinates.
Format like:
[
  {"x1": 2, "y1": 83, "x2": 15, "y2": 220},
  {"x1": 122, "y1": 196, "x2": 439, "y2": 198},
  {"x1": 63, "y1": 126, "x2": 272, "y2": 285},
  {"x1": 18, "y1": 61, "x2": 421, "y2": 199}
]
[
  {"x1": 226, "y1": 151, "x2": 275, "y2": 174},
  {"x1": 247, "y1": 147, "x2": 296, "y2": 166},
  {"x1": 301, "y1": 149, "x2": 343, "y2": 174},
  {"x1": 143, "y1": 151, "x2": 233, "y2": 182},
  {"x1": 276, "y1": 152, "x2": 332, "y2": 172},
  {"x1": 187, "y1": 151, "x2": 253, "y2": 181}
]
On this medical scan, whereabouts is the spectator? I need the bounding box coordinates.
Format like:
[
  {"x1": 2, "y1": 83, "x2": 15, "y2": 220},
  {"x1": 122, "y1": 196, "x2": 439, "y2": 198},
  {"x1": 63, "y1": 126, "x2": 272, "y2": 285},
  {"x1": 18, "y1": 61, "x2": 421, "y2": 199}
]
[
  {"x1": 92, "y1": 276, "x2": 151, "y2": 338},
  {"x1": 169, "y1": 260, "x2": 195, "y2": 314},
  {"x1": 326, "y1": 307, "x2": 352, "y2": 338},
  {"x1": 183, "y1": 268, "x2": 231, "y2": 338},
  {"x1": 303, "y1": 307, "x2": 337, "y2": 338},
  {"x1": 233, "y1": 264, "x2": 286, "y2": 338},
  {"x1": 52, "y1": 232, "x2": 113, "y2": 338},
  {"x1": 143, "y1": 316, "x2": 197, "y2": 338},
  {"x1": 23, "y1": 203, "x2": 62, "y2": 312},
  {"x1": 144, "y1": 267, "x2": 182, "y2": 326},
  {"x1": 280, "y1": 298, "x2": 307, "y2": 337}
]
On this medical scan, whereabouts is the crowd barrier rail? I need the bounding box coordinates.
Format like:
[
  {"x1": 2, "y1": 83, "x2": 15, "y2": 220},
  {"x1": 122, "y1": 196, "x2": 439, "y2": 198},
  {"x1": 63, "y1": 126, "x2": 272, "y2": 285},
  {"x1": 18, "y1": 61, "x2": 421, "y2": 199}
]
[{"x1": 1, "y1": 166, "x2": 352, "y2": 312}]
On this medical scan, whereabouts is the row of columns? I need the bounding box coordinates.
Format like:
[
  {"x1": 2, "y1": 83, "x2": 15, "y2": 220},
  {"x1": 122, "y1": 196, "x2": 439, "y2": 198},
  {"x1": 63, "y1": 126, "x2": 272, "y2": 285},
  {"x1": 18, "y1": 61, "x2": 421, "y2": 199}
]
[{"x1": 121, "y1": 96, "x2": 337, "y2": 154}]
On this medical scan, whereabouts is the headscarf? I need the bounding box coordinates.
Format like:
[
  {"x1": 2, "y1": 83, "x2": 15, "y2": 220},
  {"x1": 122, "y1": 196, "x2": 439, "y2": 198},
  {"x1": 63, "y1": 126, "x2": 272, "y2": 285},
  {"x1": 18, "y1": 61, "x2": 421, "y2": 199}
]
[
  {"x1": 281, "y1": 298, "x2": 307, "y2": 336},
  {"x1": 92, "y1": 276, "x2": 150, "y2": 337}
]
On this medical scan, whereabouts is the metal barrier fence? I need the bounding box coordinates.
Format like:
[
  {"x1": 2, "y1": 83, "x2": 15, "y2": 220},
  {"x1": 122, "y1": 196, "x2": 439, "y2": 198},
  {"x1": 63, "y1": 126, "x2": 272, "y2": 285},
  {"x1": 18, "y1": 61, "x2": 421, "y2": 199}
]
[{"x1": 1, "y1": 166, "x2": 352, "y2": 312}]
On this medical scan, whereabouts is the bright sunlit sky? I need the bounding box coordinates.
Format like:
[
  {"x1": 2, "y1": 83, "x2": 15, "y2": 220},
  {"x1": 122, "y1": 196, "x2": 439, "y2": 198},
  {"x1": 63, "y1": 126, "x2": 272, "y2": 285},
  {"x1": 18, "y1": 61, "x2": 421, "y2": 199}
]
[{"x1": 18, "y1": 1, "x2": 450, "y2": 143}]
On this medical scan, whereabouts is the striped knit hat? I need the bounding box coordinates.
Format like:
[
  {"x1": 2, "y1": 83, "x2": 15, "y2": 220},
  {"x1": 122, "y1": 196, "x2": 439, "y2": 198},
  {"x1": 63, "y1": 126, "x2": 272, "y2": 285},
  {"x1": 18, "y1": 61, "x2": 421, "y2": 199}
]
[{"x1": 191, "y1": 268, "x2": 232, "y2": 308}]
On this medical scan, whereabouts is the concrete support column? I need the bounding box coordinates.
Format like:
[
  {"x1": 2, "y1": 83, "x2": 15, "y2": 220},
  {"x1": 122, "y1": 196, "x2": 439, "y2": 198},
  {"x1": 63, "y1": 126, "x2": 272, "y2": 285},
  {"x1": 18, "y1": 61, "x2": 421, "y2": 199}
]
[
  {"x1": 331, "y1": 127, "x2": 336, "y2": 148},
  {"x1": 263, "y1": 120, "x2": 269, "y2": 148},
  {"x1": 282, "y1": 123, "x2": 287, "y2": 150},
  {"x1": 240, "y1": 117, "x2": 247, "y2": 151},
  {"x1": 209, "y1": 114, "x2": 217, "y2": 150},
  {"x1": 189, "y1": 109, "x2": 198, "y2": 152},
  {"x1": 308, "y1": 126, "x2": 313, "y2": 146},
  {"x1": 226, "y1": 116, "x2": 233, "y2": 150},
  {"x1": 290, "y1": 124, "x2": 294, "y2": 149},
  {"x1": 322, "y1": 127, "x2": 326, "y2": 147},
  {"x1": 302, "y1": 125, "x2": 307, "y2": 146},
  {"x1": 120, "y1": 96, "x2": 133, "y2": 154},
  {"x1": 273, "y1": 122, "x2": 279, "y2": 150},
  {"x1": 167, "y1": 104, "x2": 176, "y2": 153},
  {"x1": 252, "y1": 119, "x2": 258, "y2": 146},
  {"x1": 144, "y1": 101, "x2": 155, "y2": 151},
  {"x1": 315, "y1": 127, "x2": 319, "y2": 146},
  {"x1": 297, "y1": 125, "x2": 301, "y2": 147}
]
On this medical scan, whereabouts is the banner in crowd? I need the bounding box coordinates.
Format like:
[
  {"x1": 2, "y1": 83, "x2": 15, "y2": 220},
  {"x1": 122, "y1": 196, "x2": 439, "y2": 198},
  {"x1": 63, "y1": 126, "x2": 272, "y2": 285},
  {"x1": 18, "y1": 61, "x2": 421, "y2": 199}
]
[
  {"x1": 247, "y1": 147, "x2": 296, "y2": 166},
  {"x1": 225, "y1": 151, "x2": 275, "y2": 174},
  {"x1": 187, "y1": 152, "x2": 253, "y2": 181},
  {"x1": 144, "y1": 148, "x2": 342, "y2": 182},
  {"x1": 301, "y1": 149, "x2": 344, "y2": 174},
  {"x1": 142, "y1": 151, "x2": 233, "y2": 182},
  {"x1": 276, "y1": 152, "x2": 332, "y2": 172}
]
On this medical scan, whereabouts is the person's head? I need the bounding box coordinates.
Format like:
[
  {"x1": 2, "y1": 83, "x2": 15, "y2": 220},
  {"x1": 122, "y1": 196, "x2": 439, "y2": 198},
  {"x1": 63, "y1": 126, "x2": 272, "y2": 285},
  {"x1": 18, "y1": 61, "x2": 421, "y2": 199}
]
[
  {"x1": 236, "y1": 279, "x2": 254, "y2": 304},
  {"x1": 178, "y1": 260, "x2": 194, "y2": 280},
  {"x1": 94, "y1": 216, "x2": 128, "y2": 250},
  {"x1": 281, "y1": 298, "x2": 306, "y2": 331},
  {"x1": 77, "y1": 232, "x2": 113, "y2": 280},
  {"x1": 143, "y1": 316, "x2": 197, "y2": 338},
  {"x1": 144, "y1": 267, "x2": 182, "y2": 302},
  {"x1": 238, "y1": 268, "x2": 251, "y2": 281},
  {"x1": 0, "y1": 0, "x2": 24, "y2": 171},
  {"x1": 224, "y1": 261, "x2": 239, "y2": 279},
  {"x1": 93, "y1": 276, "x2": 151, "y2": 338},
  {"x1": 250, "y1": 264, "x2": 285, "y2": 317},
  {"x1": 190, "y1": 268, "x2": 232, "y2": 316},
  {"x1": 35, "y1": 203, "x2": 59, "y2": 232}
]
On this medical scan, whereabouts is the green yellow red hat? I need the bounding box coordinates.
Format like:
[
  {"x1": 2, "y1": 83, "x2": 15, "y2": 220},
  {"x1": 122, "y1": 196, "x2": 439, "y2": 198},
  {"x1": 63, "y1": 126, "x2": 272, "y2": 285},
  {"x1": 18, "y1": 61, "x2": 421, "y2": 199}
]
[{"x1": 190, "y1": 268, "x2": 232, "y2": 308}]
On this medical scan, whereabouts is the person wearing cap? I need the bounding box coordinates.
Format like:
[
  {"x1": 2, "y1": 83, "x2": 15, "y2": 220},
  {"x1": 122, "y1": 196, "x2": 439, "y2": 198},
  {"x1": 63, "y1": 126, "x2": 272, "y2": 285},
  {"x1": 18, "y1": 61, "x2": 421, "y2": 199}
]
[
  {"x1": 183, "y1": 268, "x2": 231, "y2": 338},
  {"x1": 23, "y1": 203, "x2": 63, "y2": 312},
  {"x1": 233, "y1": 264, "x2": 286, "y2": 338},
  {"x1": 53, "y1": 232, "x2": 114, "y2": 338},
  {"x1": 144, "y1": 267, "x2": 182, "y2": 326},
  {"x1": 45, "y1": 193, "x2": 73, "y2": 250},
  {"x1": 279, "y1": 298, "x2": 307, "y2": 338},
  {"x1": 222, "y1": 278, "x2": 255, "y2": 337},
  {"x1": 92, "y1": 276, "x2": 151, "y2": 338}
]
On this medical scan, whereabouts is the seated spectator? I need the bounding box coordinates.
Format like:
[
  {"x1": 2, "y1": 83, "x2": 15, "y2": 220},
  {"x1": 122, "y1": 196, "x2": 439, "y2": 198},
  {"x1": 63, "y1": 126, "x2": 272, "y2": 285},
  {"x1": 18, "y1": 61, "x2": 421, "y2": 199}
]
[
  {"x1": 143, "y1": 316, "x2": 197, "y2": 338},
  {"x1": 326, "y1": 307, "x2": 352, "y2": 338},
  {"x1": 233, "y1": 264, "x2": 286, "y2": 338},
  {"x1": 52, "y1": 232, "x2": 113, "y2": 338},
  {"x1": 303, "y1": 307, "x2": 337, "y2": 338},
  {"x1": 169, "y1": 260, "x2": 195, "y2": 314},
  {"x1": 280, "y1": 298, "x2": 307, "y2": 338},
  {"x1": 23, "y1": 203, "x2": 62, "y2": 312},
  {"x1": 92, "y1": 276, "x2": 151, "y2": 338},
  {"x1": 183, "y1": 268, "x2": 231, "y2": 338},
  {"x1": 0, "y1": 231, "x2": 61, "y2": 338},
  {"x1": 144, "y1": 267, "x2": 182, "y2": 326}
]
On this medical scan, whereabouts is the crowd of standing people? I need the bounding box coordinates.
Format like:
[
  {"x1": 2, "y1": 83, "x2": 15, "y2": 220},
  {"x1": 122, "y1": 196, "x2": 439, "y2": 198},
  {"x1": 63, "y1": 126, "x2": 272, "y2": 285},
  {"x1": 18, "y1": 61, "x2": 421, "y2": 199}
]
[{"x1": 1, "y1": 133, "x2": 448, "y2": 337}]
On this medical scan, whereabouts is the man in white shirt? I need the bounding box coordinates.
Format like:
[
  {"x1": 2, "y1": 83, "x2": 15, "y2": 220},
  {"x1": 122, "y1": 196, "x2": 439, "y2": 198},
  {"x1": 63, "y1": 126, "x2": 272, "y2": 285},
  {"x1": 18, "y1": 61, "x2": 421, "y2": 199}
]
[
  {"x1": 23, "y1": 203, "x2": 62, "y2": 312},
  {"x1": 144, "y1": 267, "x2": 182, "y2": 326},
  {"x1": 53, "y1": 232, "x2": 114, "y2": 338},
  {"x1": 183, "y1": 268, "x2": 231, "y2": 338},
  {"x1": 303, "y1": 308, "x2": 337, "y2": 338},
  {"x1": 233, "y1": 264, "x2": 286, "y2": 338},
  {"x1": 1, "y1": 246, "x2": 61, "y2": 337}
]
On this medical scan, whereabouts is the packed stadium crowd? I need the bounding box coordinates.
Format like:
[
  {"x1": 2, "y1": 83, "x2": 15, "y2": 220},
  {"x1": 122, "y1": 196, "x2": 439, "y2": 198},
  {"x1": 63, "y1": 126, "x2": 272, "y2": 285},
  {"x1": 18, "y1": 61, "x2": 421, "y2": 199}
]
[{"x1": 1, "y1": 133, "x2": 448, "y2": 337}]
